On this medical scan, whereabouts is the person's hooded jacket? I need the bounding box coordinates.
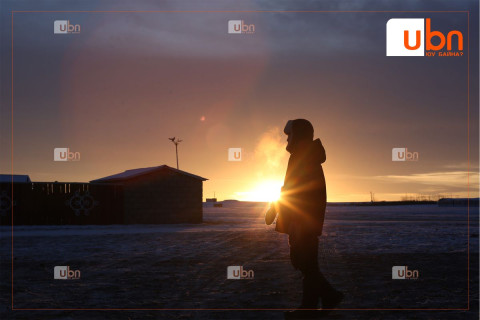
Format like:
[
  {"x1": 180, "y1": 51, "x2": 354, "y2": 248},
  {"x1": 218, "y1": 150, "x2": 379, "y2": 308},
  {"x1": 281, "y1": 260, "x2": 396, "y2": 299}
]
[{"x1": 275, "y1": 119, "x2": 327, "y2": 236}]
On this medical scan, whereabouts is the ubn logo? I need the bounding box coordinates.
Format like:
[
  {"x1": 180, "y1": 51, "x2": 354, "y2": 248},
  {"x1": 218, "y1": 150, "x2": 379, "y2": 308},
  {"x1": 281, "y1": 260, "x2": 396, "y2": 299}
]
[
  {"x1": 54, "y1": 148, "x2": 80, "y2": 161},
  {"x1": 392, "y1": 266, "x2": 419, "y2": 279},
  {"x1": 227, "y1": 266, "x2": 254, "y2": 279},
  {"x1": 228, "y1": 148, "x2": 242, "y2": 161},
  {"x1": 392, "y1": 148, "x2": 418, "y2": 161},
  {"x1": 54, "y1": 20, "x2": 81, "y2": 34},
  {"x1": 228, "y1": 20, "x2": 255, "y2": 34},
  {"x1": 54, "y1": 266, "x2": 81, "y2": 280},
  {"x1": 386, "y1": 18, "x2": 463, "y2": 56}
]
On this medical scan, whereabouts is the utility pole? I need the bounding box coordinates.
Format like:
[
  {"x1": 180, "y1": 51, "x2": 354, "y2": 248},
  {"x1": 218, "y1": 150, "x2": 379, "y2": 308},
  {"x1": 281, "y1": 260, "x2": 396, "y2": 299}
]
[{"x1": 168, "y1": 137, "x2": 182, "y2": 169}]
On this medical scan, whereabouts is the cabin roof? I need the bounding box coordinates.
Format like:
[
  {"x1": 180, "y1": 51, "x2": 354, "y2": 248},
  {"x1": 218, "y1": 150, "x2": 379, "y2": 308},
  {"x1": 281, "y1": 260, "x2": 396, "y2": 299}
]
[{"x1": 90, "y1": 165, "x2": 208, "y2": 183}]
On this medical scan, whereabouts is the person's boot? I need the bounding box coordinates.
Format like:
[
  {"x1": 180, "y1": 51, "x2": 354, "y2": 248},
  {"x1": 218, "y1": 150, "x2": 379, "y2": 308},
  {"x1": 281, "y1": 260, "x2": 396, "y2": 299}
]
[
  {"x1": 311, "y1": 271, "x2": 343, "y2": 316},
  {"x1": 284, "y1": 310, "x2": 321, "y2": 319},
  {"x1": 284, "y1": 277, "x2": 321, "y2": 319},
  {"x1": 319, "y1": 290, "x2": 344, "y2": 317},
  {"x1": 315, "y1": 271, "x2": 336, "y2": 298}
]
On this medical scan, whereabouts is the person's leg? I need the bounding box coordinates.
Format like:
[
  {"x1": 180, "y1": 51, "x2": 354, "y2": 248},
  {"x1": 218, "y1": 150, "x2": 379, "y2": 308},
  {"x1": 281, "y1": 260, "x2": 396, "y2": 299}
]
[
  {"x1": 286, "y1": 232, "x2": 343, "y2": 319},
  {"x1": 301, "y1": 233, "x2": 341, "y2": 307},
  {"x1": 310, "y1": 235, "x2": 343, "y2": 313},
  {"x1": 299, "y1": 234, "x2": 320, "y2": 309},
  {"x1": 290, "y1": 232, "x2": 321, "y2": 309},
  {"x1": 285, "y1": 233, "x2": 320, "y2": 319}
]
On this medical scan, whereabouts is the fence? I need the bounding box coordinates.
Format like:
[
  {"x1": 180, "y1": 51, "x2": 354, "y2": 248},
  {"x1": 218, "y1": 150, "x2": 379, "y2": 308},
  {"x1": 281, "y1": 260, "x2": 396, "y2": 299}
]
[{"x1": 0, "y1": 182, "x2": 124, "y2": 225}]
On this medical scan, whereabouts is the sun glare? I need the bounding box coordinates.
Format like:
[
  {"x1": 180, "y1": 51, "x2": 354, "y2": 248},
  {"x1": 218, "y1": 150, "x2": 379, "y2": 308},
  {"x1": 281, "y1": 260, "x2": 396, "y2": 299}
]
[{"x1": 237, "y1": 180, "x2": 283, "y2": 202}]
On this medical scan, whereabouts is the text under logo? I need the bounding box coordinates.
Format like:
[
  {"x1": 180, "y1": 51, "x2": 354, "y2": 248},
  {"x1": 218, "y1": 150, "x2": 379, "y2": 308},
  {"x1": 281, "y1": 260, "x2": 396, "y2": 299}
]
[
  {"x1": 54, "y1": 148, "x2": 80, "y2": 161},
  {"x1": 227, "y1": 266, "x2": 254, "y2": 279},
  {"x1": 392, "y1": 148, "x2": 418, "y2": 161},
  {"x1": 386, "y1": 18, "x2": 463, "y2": 57},
  {"x1": 54, "y1": 266, "x2": 81, "y2": 280},
  {"x1": 54, "y1": 20, "x2": 81, "y2": 34}
]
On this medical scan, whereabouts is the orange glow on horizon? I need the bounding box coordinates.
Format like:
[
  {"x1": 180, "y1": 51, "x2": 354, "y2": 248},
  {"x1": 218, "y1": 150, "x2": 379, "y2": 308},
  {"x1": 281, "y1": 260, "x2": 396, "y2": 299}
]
[{"x1": 233, "y1": 180, "x2": 283, "y2": 202}]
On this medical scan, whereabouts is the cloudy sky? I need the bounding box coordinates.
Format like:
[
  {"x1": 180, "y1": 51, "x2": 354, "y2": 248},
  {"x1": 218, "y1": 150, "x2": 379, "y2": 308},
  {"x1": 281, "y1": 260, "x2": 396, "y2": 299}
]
[{"x1": 0, "y1": 0, "x2": 478, "y2": 201}]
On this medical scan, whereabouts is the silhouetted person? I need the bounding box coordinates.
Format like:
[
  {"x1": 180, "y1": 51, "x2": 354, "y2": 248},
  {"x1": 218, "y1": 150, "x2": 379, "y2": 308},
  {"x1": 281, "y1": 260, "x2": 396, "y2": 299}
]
[{"x1": 266, "y1": 119, "x2": 343, "y2": 319}]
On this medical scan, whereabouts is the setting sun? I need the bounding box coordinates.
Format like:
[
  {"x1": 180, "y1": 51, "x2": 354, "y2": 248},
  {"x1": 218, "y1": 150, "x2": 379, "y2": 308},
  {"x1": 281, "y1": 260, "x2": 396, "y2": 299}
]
[{"x1": 235, "y1": 180, "x2": 283, "y2": 202}]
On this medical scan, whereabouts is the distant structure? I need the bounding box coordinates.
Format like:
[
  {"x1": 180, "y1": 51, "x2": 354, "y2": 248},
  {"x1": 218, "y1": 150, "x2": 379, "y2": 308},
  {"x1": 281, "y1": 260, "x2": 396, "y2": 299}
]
[
  {"x1": 91, "y1": 165, "x2": 207, "y2": 223},
  {"x1": 168, "y1": 137, "x2": 183, "y2": 169},
  {"x1": 438, "y1": 198, "x2": 479, "y2": 207},
  {"x1": 0, "y1": 166, "x2": 207, "y2": 225},
  {"x1": 0, "y1": 174, "x2": 31, "y2": 183},
  {"x1": 205, "y1": 192, "x2": 220, "y2": 207}
]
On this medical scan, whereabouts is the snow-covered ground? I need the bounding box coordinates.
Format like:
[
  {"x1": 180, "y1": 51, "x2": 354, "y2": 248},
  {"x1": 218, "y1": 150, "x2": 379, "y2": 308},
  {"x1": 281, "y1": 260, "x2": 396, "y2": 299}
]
[{"x1": 0, "y1": 203, "x2": 478, "y2": 319}]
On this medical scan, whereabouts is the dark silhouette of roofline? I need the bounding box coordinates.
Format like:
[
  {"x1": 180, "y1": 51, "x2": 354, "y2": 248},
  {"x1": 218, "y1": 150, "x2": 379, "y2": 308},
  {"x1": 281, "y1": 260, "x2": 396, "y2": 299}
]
[
  {"x1": 0, "y1": 174, "x2": 31, "y2": 183},
  {"x1": 90, "y1": 165, "x2": 208, "y2": 183}
]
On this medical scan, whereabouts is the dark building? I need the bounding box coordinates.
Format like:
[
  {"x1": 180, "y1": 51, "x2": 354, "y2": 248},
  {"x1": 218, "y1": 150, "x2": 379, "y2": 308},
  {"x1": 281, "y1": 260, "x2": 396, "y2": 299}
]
[
  {"x1": 90, "y1": 165, "x2": 207, "y2": 224},
  {"x1": 0, "y1": 174, "x2": 31, "y2": 183}
]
